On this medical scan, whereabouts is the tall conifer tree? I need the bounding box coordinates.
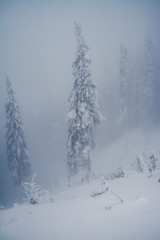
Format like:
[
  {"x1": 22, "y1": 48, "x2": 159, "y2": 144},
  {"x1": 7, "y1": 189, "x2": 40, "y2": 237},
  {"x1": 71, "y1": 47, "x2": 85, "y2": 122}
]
[
  {"x1": 5, "y1": 77, "x2": 31, "y2": 185},
  {"x1": 67, "y1": 23, "x2": 103, "y2": 180}
]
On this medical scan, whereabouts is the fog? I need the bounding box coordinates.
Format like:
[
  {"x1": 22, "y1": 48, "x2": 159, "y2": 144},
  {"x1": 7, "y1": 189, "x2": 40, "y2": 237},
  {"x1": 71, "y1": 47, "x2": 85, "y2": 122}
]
[{"x1": 0, "y1": 0, "x2": 160, "y2": 206}]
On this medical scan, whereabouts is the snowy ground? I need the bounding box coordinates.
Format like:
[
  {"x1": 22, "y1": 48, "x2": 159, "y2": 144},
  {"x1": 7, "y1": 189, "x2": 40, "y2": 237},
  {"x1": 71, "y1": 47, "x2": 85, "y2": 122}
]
[{"x1": 0, "y1": 170, "x2": 160, "y2": 240}]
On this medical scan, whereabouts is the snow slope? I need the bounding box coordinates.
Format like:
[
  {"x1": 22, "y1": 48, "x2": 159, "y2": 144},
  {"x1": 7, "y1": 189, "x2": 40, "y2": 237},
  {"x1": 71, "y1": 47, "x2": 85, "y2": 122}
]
[{"x1": 0, "y1": 170, "x2": 160, "y2": 240}]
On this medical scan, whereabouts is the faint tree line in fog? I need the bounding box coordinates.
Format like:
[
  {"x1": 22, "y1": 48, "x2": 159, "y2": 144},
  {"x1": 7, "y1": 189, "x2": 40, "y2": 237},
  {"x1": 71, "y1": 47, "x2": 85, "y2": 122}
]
[{"x1": 106, "y1": 37, "x2": 158, "y2": 142}]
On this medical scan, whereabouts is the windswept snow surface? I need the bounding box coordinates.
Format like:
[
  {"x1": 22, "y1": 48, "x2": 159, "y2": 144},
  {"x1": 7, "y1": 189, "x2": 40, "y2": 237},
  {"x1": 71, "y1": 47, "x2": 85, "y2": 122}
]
[{"x1": 0, "y1": 171, "x2": 160, "y2": 240}]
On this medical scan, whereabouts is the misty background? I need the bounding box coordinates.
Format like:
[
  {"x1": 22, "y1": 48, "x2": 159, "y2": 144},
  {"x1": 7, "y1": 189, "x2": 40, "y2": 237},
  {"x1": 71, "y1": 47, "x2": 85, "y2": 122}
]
[{"x1": 0, "y1": 0, "x2": 160, "y2": 206}]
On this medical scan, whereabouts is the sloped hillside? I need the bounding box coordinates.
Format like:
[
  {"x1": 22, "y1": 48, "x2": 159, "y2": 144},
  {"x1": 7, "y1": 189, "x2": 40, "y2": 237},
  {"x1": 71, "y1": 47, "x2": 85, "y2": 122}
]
[{"x1": 0, "y1": 169, "x2": 160, "y2": 240}]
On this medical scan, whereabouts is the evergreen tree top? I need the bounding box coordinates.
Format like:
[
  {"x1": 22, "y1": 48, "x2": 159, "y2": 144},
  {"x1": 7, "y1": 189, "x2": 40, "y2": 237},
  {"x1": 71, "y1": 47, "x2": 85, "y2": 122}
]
[
  {"x1": 74, "y1": 22, "x2": 90, "y2": 53},
  {"x1": 6, "y1": 76, "x2": 15, "y2": 99}
]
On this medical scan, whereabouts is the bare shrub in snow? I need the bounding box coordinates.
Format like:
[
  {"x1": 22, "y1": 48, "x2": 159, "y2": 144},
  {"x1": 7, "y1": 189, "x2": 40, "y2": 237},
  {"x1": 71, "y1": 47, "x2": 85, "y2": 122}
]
[
  {"x1": 91, "y1": 177, "x2": 109, "y2": 197},
  {"x1": 91, "y1": 177, "x2": 124, "y2": 203}
]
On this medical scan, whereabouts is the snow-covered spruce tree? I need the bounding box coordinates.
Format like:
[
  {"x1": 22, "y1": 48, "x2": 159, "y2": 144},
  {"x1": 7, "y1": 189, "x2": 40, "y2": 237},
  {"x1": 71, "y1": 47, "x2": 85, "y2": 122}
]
[
  {"x1": 148, "y1": 152, "x2": 157, "y2": 173},
  {"x1": 118, "y1": 44, "x2": 128, "y2": 133},
  {"x1": 140, "y1": 38, "x2": 155, "y2": 125},
  {"x1": 67, "y1": 23, "x2": 103, "y2": 180},
  {"x1": 5, "y1": 77, "x2": 31, "y2": 185}
]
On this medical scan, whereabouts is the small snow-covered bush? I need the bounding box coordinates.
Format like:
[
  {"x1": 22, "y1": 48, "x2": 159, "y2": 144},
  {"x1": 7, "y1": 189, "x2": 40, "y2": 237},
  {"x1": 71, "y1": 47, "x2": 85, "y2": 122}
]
[
  {"x1": 109, "y1": 167, "x2": 125, "y2": 180},
  {"x1": 132, "y1": 155, "x2": 148, "y2": 173},
  {"x1": 132, "y1": 152, "x2": 158, "y2": 176},
  {"x1": 22, "y1": 173, "x2": 48, "y2": 205}
]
